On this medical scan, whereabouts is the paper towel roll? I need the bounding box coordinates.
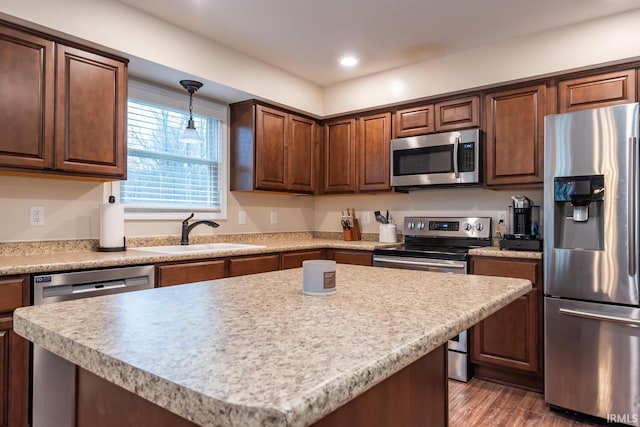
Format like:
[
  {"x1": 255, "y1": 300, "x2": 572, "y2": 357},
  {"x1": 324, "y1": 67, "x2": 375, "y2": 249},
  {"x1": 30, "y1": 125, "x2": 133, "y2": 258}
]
[{"x1": 99, "y1": 201, "x2": 125, "y2": 249}]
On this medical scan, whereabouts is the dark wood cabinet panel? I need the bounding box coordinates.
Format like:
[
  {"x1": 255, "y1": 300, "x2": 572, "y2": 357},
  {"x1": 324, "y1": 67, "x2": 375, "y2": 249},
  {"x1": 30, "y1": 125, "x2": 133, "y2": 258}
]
[
  {"x1": 287, "y1": 114, "x2": 316, "y2": 193},
  {"x1": 0, "y1": 24, "x2": 55, "y2": 171},
  {"x1": 0, "y1": 275, "x2": 28, "y2": 427},
  {"x1": 157, "y1": 260, "x2": 226, "y2": 287},
  {"x1": 230, "y1": 101, "x2": 317, "y2": 194},
  {"x1": 434, "y1": 96, "x2": 479, "y2": 131},
  {"x1": 323, "y1": 118, "x2": 357, "y2": 193},
  {"x1": 558, "y1": 69, "x2": 636, "y2": 113},
  {"x1": 55, "y1": 45, "x2": 127, "y2": 178},
  {"x1": 470, "y1": 257, "x2": 543, "y2": 392},
  {"x1": 358, "y1": 112, "x2": 391, "y2": 192},
  {"x1": 255, "y1": 105, "x2": 287, "y2": 191},
  {"x1": 228, "y1": 254, "x2": 280, "y2": 277},
  {"x1": 393, "y1": 104, "x2": 434, "y2": 138},
  {"x1": 485, "y1": 84, "x2": 545, "y2": 186},
  {"x1": 281, "y1": 250, "x2": 325, "y2": 269},
  {"x1": 328, "y1": 250, "x2": 373, "y2": 266}
]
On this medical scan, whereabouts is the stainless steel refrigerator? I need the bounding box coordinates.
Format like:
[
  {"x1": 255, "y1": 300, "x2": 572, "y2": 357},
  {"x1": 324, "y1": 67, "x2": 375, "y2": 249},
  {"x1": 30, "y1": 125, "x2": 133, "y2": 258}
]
[{"x1": 544, "y1": 102, "x2": 640, "y2": 426}]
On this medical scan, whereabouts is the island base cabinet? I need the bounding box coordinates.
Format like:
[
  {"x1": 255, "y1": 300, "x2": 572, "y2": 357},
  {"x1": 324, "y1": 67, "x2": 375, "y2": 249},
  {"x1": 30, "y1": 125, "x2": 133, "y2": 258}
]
[
  {"x1": 76, "y1": 368, "x2": 197, "y2": 427},
  {"x1": 73, "y1": 345, "x2": 448, "y2": 427},
  {"x1": 313, "y1": 344, "x2": 447, "y2": 427}
]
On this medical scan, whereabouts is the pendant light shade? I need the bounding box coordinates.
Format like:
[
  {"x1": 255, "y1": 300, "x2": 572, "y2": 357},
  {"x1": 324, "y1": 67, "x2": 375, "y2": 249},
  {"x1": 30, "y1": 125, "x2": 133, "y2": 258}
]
[{"x1": 179, "y1": 79, "x2": 204, "y2": 144}]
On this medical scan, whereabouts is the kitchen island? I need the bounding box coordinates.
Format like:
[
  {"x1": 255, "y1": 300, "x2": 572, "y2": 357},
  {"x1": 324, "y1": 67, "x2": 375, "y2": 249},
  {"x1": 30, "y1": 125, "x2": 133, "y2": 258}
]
[{"x1": 14, "y1": 264, "x2": 531, "y2": 427}]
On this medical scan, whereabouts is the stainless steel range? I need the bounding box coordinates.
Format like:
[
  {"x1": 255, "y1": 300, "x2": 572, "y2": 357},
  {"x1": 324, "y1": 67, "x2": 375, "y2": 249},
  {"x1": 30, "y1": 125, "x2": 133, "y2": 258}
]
[{"x1": 373, "y1": 216, "x2": 492, "y2": 382}]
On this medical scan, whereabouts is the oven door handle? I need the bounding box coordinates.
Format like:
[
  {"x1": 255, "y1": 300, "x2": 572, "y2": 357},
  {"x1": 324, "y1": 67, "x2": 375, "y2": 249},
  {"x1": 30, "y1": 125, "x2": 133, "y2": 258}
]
[{"x1": 374, "y1": 257, "x2": 466, "y2": 270}]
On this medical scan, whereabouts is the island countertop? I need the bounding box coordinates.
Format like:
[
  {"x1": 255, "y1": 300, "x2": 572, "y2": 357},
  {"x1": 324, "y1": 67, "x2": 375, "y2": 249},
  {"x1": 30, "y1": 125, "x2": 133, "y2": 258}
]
[{"x1": 14, "y1": 264, "x2": 531, "y2": 427}]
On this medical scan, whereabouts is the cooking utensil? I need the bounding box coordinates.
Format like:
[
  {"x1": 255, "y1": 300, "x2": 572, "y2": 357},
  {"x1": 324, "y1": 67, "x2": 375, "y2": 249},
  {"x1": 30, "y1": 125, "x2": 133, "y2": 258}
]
[{"x1": 374, "y1": 211, "x2": 388, "y2": 224}]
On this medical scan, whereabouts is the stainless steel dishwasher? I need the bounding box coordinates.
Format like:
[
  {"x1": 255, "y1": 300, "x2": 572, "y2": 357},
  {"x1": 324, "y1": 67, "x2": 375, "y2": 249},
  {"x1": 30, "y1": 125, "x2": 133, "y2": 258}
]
[{"x1": 30, "y1": 264, "x2": 155, "y2": 427}]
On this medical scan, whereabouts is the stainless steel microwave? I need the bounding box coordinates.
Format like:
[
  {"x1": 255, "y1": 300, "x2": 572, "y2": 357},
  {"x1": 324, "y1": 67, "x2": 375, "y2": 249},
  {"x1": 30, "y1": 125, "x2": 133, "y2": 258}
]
[{"x1": 390, "y1": 128, "x2": 481, "y2": 188}]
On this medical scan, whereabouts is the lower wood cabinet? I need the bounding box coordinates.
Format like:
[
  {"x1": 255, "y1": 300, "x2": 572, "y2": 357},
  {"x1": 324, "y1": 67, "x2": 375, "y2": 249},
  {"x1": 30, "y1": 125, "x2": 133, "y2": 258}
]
[
  {"x1": 327, "y1": 250, "x2": 373, "y2": 266},
  {"x1": 228, "y1": 254, "x2": 280, "y2": 277},
  {"x1": 281, "y1": 250, "x2": 325, "y2": 269},
  {"x1": 469, "y1": 256, "x2": 543, "y2": 392},
  {"x1": 0, "y1": 275, "x2": 28, "y2": 427},
  {"x1": 157, "y1": 260, "x2": 226, "y2": 287}
]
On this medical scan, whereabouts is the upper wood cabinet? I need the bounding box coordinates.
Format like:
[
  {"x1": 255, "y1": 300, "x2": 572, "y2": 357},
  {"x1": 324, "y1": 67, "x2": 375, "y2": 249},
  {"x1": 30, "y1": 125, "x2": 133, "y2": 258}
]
[
  {"x1": 393, "y1": 104, "x2": 434, "y2": 138},
  {"x1": 557, "y1": 69, "x2": 636, "y2": 113},
  {"x1": 0, "y1": 24, "x2": 54, "y2": 171},
  {"x1": 358, "y1": 112, "x2": 391, "y2": 192},
  {"x1": 230, "y1": 101, "x2": 318, "y2": 194},
  {"x1": 434, "y1": 96, "x2": 479, "y2": 132},
  {"x1": 485, "y1": 84, "x2": 546, "y2": 186},
  {"x1": 323, "y1": 117, "x2": 357, "y2": 193},
  {"x1": 0, "y1": 21, "x2": 128, "y2": 180}
]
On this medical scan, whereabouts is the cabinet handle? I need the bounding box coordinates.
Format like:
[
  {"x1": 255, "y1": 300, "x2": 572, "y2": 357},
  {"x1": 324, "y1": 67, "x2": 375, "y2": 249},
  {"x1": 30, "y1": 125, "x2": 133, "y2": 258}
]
[{"x1": 560, "y1": 308, "x2": 640, "y2": 327}]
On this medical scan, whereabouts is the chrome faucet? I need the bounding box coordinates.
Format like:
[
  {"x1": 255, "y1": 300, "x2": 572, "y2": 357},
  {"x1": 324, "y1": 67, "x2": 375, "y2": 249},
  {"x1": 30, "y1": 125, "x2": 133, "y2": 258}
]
[{"x1": 181, "y1": 213, "x2": 219, "y2": 245}]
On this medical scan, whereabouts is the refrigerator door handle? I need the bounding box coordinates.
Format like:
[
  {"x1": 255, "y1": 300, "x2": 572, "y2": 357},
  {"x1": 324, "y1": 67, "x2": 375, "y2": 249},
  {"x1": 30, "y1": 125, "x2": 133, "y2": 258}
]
[
  {"x1": 630, "y1": 136, "x2": 638, "y2": 276},
  {"x1": 560, "y1": 307, "x2": 640, "y2": 327}
]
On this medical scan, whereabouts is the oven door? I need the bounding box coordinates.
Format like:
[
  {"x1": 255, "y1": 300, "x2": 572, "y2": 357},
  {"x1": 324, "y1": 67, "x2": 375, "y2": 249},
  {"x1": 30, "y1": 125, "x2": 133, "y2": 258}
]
[{"x1": 372, "y1": 255, "x2": 468, "y2": 274}]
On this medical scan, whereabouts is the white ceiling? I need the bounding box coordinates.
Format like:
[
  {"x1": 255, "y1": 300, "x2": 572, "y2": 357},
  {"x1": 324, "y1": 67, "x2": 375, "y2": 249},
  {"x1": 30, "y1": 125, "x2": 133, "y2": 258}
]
[{"x1": 118, "y1": 0, "x2": 640, "y2": 86}]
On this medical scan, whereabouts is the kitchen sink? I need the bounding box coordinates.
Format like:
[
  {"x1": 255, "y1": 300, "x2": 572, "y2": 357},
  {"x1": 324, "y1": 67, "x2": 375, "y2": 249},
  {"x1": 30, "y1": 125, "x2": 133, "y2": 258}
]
[{"x1": 131, "y1": 243, "x2": 266, "y2": 254}]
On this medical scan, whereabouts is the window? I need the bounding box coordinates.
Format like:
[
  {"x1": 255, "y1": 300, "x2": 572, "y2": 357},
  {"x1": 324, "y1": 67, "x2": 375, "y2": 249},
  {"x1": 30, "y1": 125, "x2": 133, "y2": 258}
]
[{"x1": 121, "y1": 80, "x2": 227, "y2": 220}]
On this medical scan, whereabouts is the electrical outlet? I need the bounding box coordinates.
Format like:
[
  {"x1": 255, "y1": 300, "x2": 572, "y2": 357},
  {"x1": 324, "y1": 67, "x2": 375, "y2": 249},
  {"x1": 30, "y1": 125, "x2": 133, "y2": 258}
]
[
  {"x1": 362, "y1": 211, "x2": 371, "y2": 224},
  {"x1": 270, "y1": 211, "x2": 277, "y2": 224},
  {"x1": 238, "y1": 210, "x2": 247, "y2": 225},
  {"x1": 30, "y1": 206, "x2": 45, "y2": 226},
  {"x1": 497, "y1": 211, "x2": 507, "y2": 224}
]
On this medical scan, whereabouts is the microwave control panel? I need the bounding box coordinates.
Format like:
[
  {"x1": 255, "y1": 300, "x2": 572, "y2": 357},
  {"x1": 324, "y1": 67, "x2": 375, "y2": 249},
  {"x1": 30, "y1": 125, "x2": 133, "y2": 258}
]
[{"x1": 458, "y1": 142, "x2": 475, "y2": 172}]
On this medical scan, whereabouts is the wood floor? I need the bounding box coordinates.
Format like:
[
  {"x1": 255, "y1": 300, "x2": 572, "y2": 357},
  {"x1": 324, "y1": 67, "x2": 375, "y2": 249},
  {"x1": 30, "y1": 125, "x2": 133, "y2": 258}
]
[{"x1": 449, "y1": 378, "x2": 616, "y2": 426}]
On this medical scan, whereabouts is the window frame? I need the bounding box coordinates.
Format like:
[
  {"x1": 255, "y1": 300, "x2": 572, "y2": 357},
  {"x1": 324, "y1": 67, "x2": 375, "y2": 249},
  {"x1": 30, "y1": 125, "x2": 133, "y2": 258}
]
[{"x1": 117, "y1": 79, "x2": 228, "y2": 221}]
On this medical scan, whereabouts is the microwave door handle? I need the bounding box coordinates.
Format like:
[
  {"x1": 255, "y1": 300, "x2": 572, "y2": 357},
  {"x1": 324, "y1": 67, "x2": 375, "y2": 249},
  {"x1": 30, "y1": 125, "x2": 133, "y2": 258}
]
[
  {"x1": 453, "y1": 137, "x2": 460, "y2": 178},
  {"x1": 630, "y1": 136, "x2": 638, "y2": 276}
]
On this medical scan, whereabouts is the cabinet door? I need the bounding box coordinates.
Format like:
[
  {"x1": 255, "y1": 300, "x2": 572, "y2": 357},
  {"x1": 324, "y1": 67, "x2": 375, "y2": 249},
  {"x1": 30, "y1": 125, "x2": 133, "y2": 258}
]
[
  {"x1": 485, "y1": 84, "x2": 545, "y2": 186},
  {"x1": 329, "y1": 250, "x2": 372, "y2": 266},
  {"x1": 228, "y1": 254, "x2": 280, "y2": 277},
  {"x1": 281, "y1": 250, "x2": 324, "y2": 269},
  {"x1": 393, "y1": 104, "x2": 434, "y2": 137},
  {"x1": 157, "y1": 260, "x2": 226, "y2": 287},
  {"x1": 323, "y1": 118, "x2": 357, "y2": 193},
  {"x1": 0, "y1": 316, "x2": 28, "y2": 427},
  {"x1": 434, "y1": 96, "x2": 479, "y2": 132},
  {"x1": 358, "y1": 112, "x2": 391, "y2": 192},
  {"x1": 558, "y1": 69, "x2": 636, "y2": 113},
  {"x1": 287, "y1": 114, "x2": 316, "y2": 193},
  {"x1": 255, "y1": 105, "x2": 288, "y2": 191},
  {"x1": 470, "y1": 257, "x2": 542, "y2": 378},
  {"x1": 55, "y1": 45, "x2": 127, "y2": 178},
  {"x1": 0, "y1": 25, "x2": 54, "y2": 170}
]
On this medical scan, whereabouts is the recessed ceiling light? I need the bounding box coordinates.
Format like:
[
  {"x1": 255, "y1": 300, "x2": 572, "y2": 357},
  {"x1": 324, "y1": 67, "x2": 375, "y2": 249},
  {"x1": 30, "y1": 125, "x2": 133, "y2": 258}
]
[{"x1": 339, "y1": 56, "x2": 359, "y2": 67}]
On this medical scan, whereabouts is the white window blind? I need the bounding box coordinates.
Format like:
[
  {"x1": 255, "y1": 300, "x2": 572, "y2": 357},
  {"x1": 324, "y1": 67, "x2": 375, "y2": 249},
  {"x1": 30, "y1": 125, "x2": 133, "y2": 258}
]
[{"x1": 121, "y1": 80, "x2": 227, "y2": 220}]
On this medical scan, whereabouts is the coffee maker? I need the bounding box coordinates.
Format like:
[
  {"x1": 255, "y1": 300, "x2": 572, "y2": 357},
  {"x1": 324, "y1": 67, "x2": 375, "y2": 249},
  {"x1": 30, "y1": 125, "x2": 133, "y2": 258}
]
[{"x1": 499, "y1": 195, "x2": 543, "y2": 251}]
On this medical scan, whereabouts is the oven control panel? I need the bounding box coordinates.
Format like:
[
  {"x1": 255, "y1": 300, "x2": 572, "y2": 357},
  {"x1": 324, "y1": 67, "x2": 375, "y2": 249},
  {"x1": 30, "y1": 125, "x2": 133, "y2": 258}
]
[{"x1": 404, "y1": 216, "x2": 491, "y2": 239}]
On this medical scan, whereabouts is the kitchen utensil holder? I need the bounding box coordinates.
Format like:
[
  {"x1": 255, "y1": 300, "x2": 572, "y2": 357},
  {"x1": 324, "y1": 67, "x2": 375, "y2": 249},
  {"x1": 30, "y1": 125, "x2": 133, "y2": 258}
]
[{"x1": 343, "y1": 219, "x2": 361, "y2": 241}]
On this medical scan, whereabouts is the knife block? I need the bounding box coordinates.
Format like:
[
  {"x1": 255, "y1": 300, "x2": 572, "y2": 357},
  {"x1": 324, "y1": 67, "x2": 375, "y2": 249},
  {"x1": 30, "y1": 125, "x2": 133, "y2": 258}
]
[{"x1": 343, "y1": 219, "x2": 361, "y2": 241}]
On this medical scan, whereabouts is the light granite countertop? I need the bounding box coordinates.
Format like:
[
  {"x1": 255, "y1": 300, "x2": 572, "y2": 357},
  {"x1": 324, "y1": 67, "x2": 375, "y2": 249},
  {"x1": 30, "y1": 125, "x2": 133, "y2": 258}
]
[
  {"x1": 14, "y1": 264, "x2": 531, "y2": 427},
  {"x1": 0, "y1": 239, "x2": 386, "y2": 276},
  {"x1": 469, "y1": 246, "x2": 543, "y2": 260}
]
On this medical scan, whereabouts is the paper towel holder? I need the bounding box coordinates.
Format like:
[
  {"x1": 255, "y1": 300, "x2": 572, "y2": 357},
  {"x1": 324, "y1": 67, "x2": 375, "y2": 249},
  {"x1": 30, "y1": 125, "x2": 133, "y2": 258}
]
[{"x1": 98, "y1": 195, "x2": 127, "y2": 252}]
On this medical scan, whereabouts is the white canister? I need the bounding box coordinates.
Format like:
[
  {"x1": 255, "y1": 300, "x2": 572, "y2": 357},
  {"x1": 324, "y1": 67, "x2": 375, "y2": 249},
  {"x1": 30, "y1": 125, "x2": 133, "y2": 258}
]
[
  {"x1": 379, "y1": 224, "x2": 397, "y2": 243},
  {"x1": 302, "y1": 260, "x2": 336, "y2": 296}
]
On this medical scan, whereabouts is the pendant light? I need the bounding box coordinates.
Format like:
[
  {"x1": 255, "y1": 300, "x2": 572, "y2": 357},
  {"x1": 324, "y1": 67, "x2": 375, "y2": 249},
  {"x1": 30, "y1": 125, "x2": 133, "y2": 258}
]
[{"x1": 179, "y1": 79, "x2": 204, "y2": 144}]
